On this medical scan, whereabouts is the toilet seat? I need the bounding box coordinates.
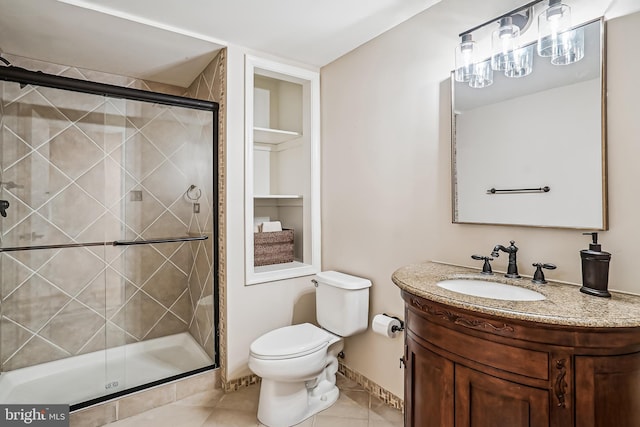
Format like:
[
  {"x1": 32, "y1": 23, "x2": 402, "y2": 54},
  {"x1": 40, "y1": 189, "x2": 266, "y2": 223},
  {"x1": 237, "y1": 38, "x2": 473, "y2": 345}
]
[{"x1": 250, "y1": 323, "x2": 332, "y2": 360}]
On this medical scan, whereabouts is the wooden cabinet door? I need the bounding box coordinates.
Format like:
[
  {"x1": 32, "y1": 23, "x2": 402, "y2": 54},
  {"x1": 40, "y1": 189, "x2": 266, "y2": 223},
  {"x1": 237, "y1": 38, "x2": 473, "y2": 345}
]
[
  {"x1": 575, "y1": 353, "x2": 640, "y2": 427},
  {"x1": 405, "y1": 335, "x2": 454, "y2": 427},
  {"x1": 455, "y1": 365, "x2": 549, "y2": 427}
]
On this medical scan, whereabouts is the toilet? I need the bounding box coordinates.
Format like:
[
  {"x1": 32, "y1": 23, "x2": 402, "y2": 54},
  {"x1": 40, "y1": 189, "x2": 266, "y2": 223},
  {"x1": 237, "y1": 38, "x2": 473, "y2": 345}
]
[{"x1": 248, "y1": 270, "x2": 372, "y2": 427}]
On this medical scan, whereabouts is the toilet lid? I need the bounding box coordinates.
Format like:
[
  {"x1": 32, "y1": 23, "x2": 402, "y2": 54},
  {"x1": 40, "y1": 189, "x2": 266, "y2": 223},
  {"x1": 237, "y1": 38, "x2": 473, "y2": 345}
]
[{"x1": 250, "y1": 323, "x2": 331, "y2": 359}]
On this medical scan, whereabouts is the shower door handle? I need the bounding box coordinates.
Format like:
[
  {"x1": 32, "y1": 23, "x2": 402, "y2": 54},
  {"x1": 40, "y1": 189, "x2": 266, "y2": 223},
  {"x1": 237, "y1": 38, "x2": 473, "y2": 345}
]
[{"x1": 0, "y1": 200, "x2": 9, "y2": 217}]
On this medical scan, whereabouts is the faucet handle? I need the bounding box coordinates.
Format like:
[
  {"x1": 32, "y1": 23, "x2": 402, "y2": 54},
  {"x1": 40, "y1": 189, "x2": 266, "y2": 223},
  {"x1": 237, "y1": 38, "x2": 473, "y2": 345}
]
[
  {"x1": 532, "y1": 263, "x2": 557, "y2": 284},
  {"x1": 472, "y1": 255, "x2": 494, "y2": 275}
]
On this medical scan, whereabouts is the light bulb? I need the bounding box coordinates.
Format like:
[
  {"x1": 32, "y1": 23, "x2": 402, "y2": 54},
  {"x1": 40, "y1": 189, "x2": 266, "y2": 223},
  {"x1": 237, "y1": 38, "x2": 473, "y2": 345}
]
[
  {"x1": 491, "y1": 17, "x2": 520, "y2": 71},
  {"x1": 538, "y1": 0, "x2": 572, "y2": 57},
  {"x1": 455, "y1": 34, "x2": 476, "y2": 82}
]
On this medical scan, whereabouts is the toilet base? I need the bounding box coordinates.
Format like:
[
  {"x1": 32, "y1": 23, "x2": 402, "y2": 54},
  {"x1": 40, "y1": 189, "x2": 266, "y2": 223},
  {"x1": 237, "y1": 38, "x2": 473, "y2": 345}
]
[
  {"x1": 256, "y1": 378, "x2": 339, "y2": 427},
  {"x1": 309, "y1": 379, "x2": 339, "y2": 409}
]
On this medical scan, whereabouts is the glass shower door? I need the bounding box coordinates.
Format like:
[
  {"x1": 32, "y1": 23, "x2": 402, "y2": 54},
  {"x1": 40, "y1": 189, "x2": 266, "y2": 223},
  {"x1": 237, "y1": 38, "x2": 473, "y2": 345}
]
[
  {"x1": 101, "y1": 97, "x2": 215, "y2": 394},
  {"x1": 0, "y1": 76, "x2": 216, "y2": 407},
  {"x1": 0, "y1": 80, "x2": 112, "y2": 404}
]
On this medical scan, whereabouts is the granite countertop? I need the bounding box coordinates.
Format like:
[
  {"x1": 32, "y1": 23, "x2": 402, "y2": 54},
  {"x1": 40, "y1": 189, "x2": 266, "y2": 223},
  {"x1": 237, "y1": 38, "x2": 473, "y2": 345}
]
[{"x1": 392, "y1": 261, "x2": 640, "y2": 328}]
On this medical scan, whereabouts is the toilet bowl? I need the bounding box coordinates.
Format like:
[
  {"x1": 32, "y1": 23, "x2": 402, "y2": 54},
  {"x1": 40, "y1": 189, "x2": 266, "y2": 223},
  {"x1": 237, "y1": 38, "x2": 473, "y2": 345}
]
[
  {"x1": 248, "y1": 271, "x2": 371, "y2": 427},
  {"x1": 249, "y1": 323, "x2": 344, "y2": 427}
]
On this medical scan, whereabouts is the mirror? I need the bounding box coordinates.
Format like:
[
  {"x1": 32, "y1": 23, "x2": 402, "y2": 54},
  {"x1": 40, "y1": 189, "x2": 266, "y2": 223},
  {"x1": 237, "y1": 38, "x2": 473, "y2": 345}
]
[{"x1": 451, "y1": 18, "x2": 607, "y2": 229}]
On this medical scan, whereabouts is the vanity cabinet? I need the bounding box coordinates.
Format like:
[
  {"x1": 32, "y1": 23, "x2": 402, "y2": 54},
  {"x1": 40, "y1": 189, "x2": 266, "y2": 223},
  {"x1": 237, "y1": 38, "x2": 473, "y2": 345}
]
[
  {"x1": 575, "y1": 354, "x2": 640, "y2": 426},
  {"x1": 405, "y1": 337, "x2": 454, "y2": 426},
  {"x1": 454, "y1": 364, "x2": 550, "y2": 427},
  {"x1": 402, "y1": 291, "x2": 640, "y2": 427}
]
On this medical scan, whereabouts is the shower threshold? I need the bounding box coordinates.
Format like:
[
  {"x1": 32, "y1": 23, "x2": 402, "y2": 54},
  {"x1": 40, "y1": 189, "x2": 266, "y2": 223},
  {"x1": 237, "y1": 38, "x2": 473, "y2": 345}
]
[{"x1": 0, "y1": 332, "x2": 212, "y2": 406}]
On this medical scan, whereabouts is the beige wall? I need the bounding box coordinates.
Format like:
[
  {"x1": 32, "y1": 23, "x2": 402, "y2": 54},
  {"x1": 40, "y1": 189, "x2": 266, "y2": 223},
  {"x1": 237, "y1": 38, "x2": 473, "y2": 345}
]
[
  {"x1": 223, "y1": 45, "x2": 319, "y2": 381},
  {"x1": 320, "y1": 2, "x2": 640, "y2": 398}
]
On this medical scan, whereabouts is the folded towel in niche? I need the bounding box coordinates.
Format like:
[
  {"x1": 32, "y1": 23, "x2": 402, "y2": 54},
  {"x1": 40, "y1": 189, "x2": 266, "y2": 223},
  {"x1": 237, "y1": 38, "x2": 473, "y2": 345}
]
[
  {"x1": 261, "y1": 221, "x2": 283, "y2": 232},
  {"x1": 254, "y1": 216, "x2": 270, "y2": 232}
]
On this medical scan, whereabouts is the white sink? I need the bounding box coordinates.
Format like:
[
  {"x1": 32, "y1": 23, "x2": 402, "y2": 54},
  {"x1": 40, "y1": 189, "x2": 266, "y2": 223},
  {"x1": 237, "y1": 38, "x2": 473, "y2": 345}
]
[{"x1": 437, "y1": 279, "x2": 546, "y2": 301}]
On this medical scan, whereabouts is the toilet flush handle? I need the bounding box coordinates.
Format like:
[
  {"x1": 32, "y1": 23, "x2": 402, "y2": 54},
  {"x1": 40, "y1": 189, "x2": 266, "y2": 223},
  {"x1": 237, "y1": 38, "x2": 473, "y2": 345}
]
[{"x1": 311, "y1": 279, "x2": 318, "y2": 287}]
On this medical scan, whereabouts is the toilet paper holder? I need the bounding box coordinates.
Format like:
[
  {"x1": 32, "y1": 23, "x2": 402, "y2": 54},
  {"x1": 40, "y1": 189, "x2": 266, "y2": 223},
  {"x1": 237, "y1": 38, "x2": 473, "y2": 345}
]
[{"x1": 383, "y1": 313, "x2": 405, "y2": 333}]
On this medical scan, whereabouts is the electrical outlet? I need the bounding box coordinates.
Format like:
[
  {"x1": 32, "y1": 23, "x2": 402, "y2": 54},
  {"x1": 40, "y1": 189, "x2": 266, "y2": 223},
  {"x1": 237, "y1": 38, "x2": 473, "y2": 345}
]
[{"x1": 130, "y1": 190, "x2": 143, "y2": 201}]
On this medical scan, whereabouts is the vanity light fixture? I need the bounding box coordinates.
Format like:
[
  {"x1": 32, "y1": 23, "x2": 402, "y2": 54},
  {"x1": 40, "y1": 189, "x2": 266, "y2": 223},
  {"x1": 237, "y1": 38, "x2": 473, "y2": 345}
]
[
  {"x1": 469, "y1": 59, "x2": 493, "y2": 89},
  {"x1": 454, "y1": 34, "x2": 476, "y2": 82},
  {"x1": 539, "y1": 0, "x2": 585, "y2": 65},
  {"x1": 537, "y1": 0, "x2": 572, "y2": 57},
  {"x1": 550, "y1": 25, "x2": 584, "y2": 65},
  {"x1": 455, "y1": 0, "x2": 585, "y2": 89},
  {"x1": 491, "y1": 16, "x2": 521, "y2": 72},
  {"x1": 506, "y1": 44, "x2": 534, "y2": 78}
]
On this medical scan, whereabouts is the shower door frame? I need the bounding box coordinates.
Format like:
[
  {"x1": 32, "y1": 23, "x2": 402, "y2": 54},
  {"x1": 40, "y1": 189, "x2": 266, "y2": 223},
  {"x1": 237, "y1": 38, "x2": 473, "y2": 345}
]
[{"x1": 0, "y1": 65, "x2": 220, "y2": 410}]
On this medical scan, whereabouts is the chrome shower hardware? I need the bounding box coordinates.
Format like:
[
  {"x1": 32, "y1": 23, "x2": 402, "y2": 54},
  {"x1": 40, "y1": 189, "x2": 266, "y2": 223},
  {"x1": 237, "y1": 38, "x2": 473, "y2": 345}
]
[
  {"x1": 185, "y1": 184, "x2": 202, "y2": 213},
  {"x1": 0, "y1": 200, "x2": 9, "y2": 217}
]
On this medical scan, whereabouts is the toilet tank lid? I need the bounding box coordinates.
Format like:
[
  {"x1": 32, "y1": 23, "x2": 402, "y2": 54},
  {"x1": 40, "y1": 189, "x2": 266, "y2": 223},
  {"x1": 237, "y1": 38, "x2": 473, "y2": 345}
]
[{"x1": 316, "y1": 271, "x2": 372, "y2": 290}]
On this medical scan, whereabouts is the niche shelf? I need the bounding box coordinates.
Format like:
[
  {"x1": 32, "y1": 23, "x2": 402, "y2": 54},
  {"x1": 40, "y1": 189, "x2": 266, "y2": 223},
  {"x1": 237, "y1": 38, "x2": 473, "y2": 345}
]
[
  {"x1": 254, "y1": 127, "x2": 301, "y2": 145},
  {"x1": 254, "y1": 261, "x2": 308, "y2": 274},
  {"x1": 254, "y1": 195, "x2": 302, "y2": 199},
  {"x1": 245, "y1": 56, "x2": 321, "y2": 285}
]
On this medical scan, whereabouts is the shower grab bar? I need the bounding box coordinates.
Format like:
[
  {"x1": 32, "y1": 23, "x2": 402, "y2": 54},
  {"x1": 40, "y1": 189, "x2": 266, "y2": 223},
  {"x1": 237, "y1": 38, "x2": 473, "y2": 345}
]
[{"x1": 0, "y1": 235, "x2": 208, "y2": 253}]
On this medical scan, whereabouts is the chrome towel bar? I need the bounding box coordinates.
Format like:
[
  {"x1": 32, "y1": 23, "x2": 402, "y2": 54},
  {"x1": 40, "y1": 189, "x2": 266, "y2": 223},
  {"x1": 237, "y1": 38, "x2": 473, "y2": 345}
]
[{"x1": 486, "y1": 186, "x2": 550, "y2": 194}]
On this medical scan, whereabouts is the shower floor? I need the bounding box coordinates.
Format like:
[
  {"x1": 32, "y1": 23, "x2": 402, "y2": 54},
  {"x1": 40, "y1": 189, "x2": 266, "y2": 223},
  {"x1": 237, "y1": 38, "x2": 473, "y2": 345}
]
[{"x1": 0, "y1": 332, "x2": 212, "y2": 406}]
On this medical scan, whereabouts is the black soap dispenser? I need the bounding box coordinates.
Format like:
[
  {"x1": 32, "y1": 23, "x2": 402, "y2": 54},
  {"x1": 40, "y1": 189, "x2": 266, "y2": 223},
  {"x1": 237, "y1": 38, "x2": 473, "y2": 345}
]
[{"x1": 579, "y1": 232, "x2": 611, "y2": 298}]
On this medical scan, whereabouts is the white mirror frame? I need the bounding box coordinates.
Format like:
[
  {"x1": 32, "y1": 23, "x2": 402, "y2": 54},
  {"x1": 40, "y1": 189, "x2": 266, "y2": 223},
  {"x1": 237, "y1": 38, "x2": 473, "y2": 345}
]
[{"x1": 244, "y1": 55, "x2": 321, "y2": 284}]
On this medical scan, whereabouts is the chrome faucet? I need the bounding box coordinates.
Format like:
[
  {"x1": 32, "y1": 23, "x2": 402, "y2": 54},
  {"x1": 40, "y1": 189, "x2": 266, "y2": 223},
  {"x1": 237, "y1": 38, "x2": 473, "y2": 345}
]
[{"x1": 491, "y1": 240, "x2": 521, "y2": 278}]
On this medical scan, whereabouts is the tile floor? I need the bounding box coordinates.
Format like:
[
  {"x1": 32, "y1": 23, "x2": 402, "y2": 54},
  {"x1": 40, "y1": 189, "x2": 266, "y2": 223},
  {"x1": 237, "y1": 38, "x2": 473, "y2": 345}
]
[{"x1": 104, "y1": 374, "x2": 404, "y2": 427}]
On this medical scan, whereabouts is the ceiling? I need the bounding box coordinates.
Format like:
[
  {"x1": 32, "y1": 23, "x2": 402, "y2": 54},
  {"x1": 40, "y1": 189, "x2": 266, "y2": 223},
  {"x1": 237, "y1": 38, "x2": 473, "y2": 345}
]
[
  {"x1": 0, "y1": 0, "x2": 442, "y2": 87},
  {"x1": 0, "y1": 0, "x2": 637, "y2": 88}
]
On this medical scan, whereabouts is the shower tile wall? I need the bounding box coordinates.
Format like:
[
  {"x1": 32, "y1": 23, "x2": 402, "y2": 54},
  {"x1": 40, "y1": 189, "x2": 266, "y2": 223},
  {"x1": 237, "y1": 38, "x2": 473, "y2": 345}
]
[
  {"x1": 185, "y1": 52, "x2": 224, "y2": 361},
  {"x1": 0, "y1": 53, "x2": 223, "y2": 371}
]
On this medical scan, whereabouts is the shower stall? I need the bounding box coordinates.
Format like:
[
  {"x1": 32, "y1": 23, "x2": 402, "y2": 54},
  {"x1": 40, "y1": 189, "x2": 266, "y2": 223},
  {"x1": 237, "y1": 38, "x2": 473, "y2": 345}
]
[{"x1": 0, "y1": 65, "x2": 218, "y2": 409}]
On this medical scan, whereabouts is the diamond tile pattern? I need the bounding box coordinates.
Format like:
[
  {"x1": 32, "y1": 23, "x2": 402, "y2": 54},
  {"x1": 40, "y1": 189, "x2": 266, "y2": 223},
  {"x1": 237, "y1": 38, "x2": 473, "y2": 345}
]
[
  {"x1": 0, "y1": 53, "x2": 220, "y2": 372},
  {"x1": 184, "y1": 53, "x2": 222, "y2": 362}
]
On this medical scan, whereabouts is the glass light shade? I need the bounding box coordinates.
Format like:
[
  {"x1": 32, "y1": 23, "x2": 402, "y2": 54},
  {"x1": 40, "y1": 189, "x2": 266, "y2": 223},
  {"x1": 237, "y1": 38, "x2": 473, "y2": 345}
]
[
  {"x1": 455, "y1": 34, "x2": 476, "y2": 82},
  {"x1": 505, "y1": 44, "x2": 534, "y2": 78},
  {"x1": 537, "y1": 0, "x2": 572, "y2": 57},
  {"x1": 491, "y1": 17, "x2": 521, "y2": 71},
  {"x1": 551, "y1": 26, "x2": 584, "y2": 65},
  {"x1": 469, "y1": 59, "x2": 494, "y2": 89}
]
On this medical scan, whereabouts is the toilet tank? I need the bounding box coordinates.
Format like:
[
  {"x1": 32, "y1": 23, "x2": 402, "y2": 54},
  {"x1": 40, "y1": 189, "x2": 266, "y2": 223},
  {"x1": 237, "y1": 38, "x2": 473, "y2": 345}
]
[{"x1": 315, "y1": 271, "x2": 372, "y2": 337}]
